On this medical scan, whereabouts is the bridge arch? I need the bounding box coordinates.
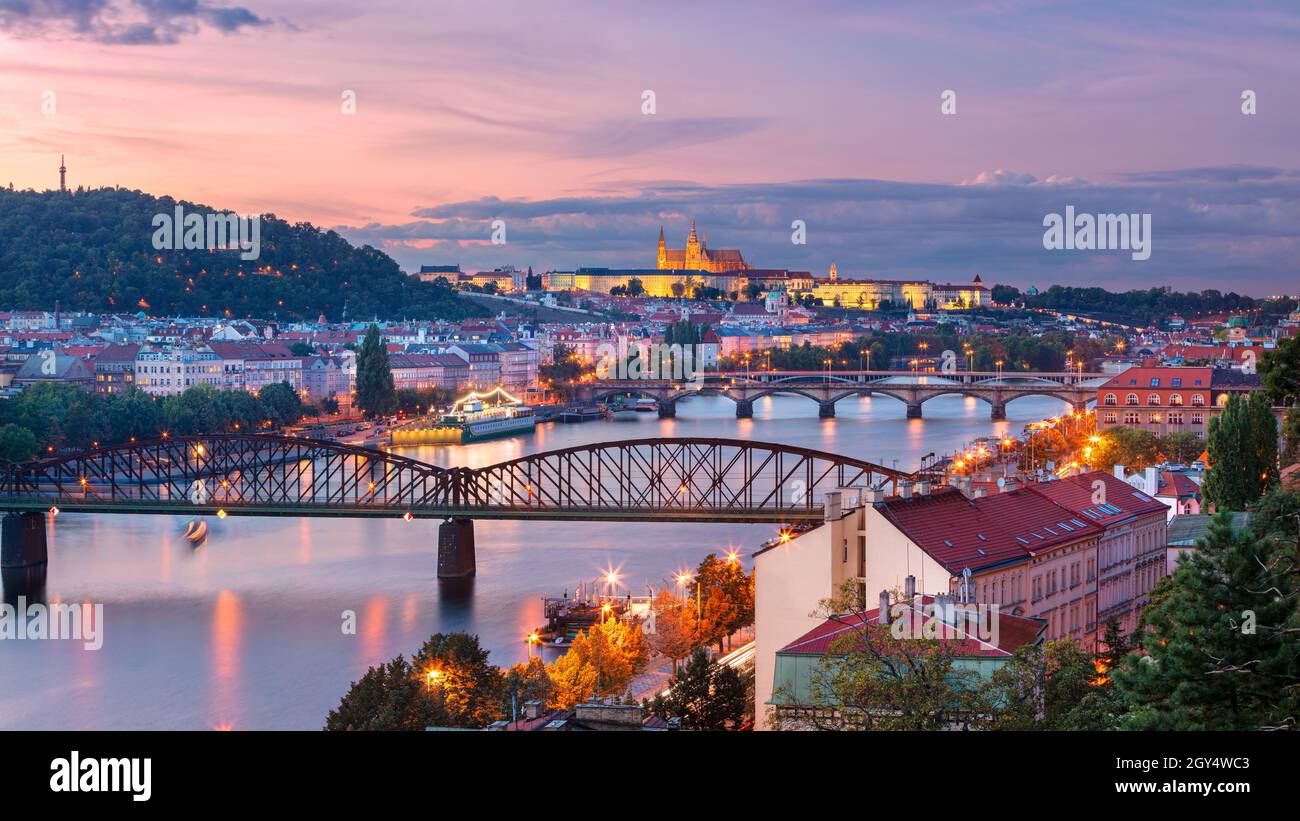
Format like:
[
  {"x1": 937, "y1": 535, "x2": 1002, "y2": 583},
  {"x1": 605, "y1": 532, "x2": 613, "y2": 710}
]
[{"x1": 0, "y1": 434, "x2": 936, "y2": 522}]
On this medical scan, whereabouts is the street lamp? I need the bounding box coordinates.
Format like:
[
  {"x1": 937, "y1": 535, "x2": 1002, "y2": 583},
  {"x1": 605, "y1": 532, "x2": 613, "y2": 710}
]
[{"x1": 425, "y1": 668, "x2": 443, "y2": 693}]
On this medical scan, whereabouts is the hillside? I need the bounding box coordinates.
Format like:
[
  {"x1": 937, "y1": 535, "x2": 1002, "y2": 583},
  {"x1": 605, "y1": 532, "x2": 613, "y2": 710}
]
[{"x1": 0, "y1": 186, "x2": 486, "y2": 321}]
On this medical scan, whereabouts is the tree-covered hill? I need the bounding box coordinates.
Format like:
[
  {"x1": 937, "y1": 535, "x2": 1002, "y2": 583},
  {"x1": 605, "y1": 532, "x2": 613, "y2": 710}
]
[{"x1": 0, "y1": 186, "x2": 486, "y2": 321}]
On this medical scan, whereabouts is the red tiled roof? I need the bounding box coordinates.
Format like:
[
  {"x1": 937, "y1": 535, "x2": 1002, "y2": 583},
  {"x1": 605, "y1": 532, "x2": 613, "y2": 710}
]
[
  {"x1": 1157, "y1": 471, "x2": 1200, "y2": 499},
  {"x1": 1099, "y1": 366, "x2": 1212, "y2": 390},
  {"x1": 874, "y1": 484, "x2": 1100, "y2": 574},
  {"x1": 778, "y1": 599, "x2": 1046, "y2": 658},
  {"x1": 1027, "y1": 471, "x2": 1168, "y2": 524}
]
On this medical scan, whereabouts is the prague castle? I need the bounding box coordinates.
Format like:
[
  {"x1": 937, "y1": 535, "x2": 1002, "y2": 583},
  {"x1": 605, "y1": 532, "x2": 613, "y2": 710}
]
[{"x1": 657, "y1": 221, "x2": 748, "y2": 273}]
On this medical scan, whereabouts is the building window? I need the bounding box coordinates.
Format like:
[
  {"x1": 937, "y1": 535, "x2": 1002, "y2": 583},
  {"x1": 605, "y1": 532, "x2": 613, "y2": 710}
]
[
  {"x1": 1169, "y1": 393, "x2": 1182, "y2": 406},
  {"x1": 1191, "y1": 413, "x2": 1203, "y2": 424},
  {"x1": 1191, "y1": 393, "x2": 1205, "y2": 406},
  {"x1": 1168, "y1": 412, "x2": 1183, "y2": 425},
  {"x1": 1147, "y1": 393, "x2": 1160, "y2": 406},
  {"x1": 1124, "y1": 412, "x2": 1140, "y2": 425},
  {"x1": 1104, "y1": 412, "x2": 1117, "y2": 424},
  {"x1": 1126, "y1": 393, "x2": 1139, "y2": 406}
]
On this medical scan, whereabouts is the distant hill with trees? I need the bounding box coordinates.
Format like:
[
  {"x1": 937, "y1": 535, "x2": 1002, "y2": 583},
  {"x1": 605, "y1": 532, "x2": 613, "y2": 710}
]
[
  {"x1": 0, "y1": 186, "x2": 486, "y2": 322},
  {"x1": 993, "y1": 284, "x2": 1295, "y2": 325}
]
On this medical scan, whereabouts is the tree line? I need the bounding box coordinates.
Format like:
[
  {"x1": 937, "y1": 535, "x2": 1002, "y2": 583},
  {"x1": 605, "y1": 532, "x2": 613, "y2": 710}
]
[{"x1": 0, "y1": 381, "x2": 308, "y2": 461}]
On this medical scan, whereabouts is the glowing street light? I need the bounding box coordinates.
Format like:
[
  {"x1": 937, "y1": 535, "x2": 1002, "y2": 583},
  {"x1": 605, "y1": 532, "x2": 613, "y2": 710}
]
[{"x1": 526, "y1": 632, "x2": 540, "y2": 659}]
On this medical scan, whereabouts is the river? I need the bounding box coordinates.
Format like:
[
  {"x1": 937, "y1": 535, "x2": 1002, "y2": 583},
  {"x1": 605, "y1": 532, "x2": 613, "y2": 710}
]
[{"x1": 0, "y1": 393, "x2": 1067, "y2": 729}]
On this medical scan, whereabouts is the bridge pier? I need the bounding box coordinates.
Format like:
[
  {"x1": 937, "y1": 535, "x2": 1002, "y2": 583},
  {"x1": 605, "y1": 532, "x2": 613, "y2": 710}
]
[
  {"x1": 735, "y1": 399, "x2": 754, "y2": 419},
  {"x1": 990, "y1": 402, "x2": 1007, "y2": 421},
  {"x1": 437, "y1": 518, "x2": 476, "y2": 580},
  {"x1": 1, "y1": 511, "x2": 47, "y2": 568},
  {"x1": 818, "y1": 401, "x2": 836, "y2": 419},
  {"x1": 657, "y1": 401, "x2": 676, "y2": 419},
  {"x1": 906, "y1": 402, "x2": 923, "y2": 419}
]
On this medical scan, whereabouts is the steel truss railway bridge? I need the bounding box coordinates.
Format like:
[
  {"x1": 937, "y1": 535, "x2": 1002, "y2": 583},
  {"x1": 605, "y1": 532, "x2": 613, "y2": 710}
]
[
  {"x1": 577, "y1": 369, "x2": 1107, "y2": 420},
  {"x1": 0, "y1": 434, "x2": 933, "y2": 579}
]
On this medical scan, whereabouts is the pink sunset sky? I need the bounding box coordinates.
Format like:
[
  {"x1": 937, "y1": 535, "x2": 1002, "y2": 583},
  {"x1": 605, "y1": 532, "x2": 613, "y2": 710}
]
[{"x1": 2, "y1": 0, "x2": 1299, "y2": 293}]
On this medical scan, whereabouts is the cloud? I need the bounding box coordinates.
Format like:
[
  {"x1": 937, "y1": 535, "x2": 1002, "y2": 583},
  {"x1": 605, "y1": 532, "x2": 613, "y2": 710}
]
[
  {"x1": 337, "y1": 168, "x2": 1300, "y2": 295},
  {"x1": 0, "y1": 0, "x2": 271, "y2": 44}
]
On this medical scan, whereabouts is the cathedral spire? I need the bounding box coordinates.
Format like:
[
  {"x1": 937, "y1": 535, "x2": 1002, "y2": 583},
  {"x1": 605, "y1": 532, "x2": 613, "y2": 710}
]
[{"x1": 688, "y1": 218, "x2": 698, "y2": 244}]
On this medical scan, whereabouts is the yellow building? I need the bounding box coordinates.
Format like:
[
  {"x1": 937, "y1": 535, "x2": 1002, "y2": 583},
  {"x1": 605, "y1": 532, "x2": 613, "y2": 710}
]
[
  {"x1": 804, "y1": 265, "x2": 986, "y2": 310},
  {"x1": 657, "y1": 221, "x2": 748, "y2": 273}
]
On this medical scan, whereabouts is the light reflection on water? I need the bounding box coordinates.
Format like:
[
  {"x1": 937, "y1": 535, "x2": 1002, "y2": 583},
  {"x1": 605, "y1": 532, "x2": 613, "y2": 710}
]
[{"x1": 0, "y1": 393, "x2": 1066, "y2": 729}]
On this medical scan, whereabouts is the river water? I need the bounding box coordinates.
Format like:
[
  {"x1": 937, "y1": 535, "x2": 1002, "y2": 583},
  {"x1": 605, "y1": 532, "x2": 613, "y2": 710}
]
[{"x1": 0, "y1": 393, "x2": 1066, "y2": 729}]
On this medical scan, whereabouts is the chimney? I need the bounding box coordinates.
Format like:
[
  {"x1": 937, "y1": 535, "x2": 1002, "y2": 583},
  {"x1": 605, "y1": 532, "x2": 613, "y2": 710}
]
[
  {"x1": 1113, "y1": 464, "x2": 1127, "y2": 480},
  {"x1": 973, "y1": 486, "x2": 988, "y2": 499},
  {"x1": 1143, "y1": 466, "x2": 1158, "y2": 494},
  {"x1": 877, "y1": 590, "x2": 890, "y2": 625},
  {"x1": 915, "y1": 480, "x2": 931, "y2": 496},
  {"x1": 933, "y1": 593, "x2": 957, "y2": 625},
  {"x1": 824, "y1": 490, "x2": 842, "y2": 522},
  {"x1": 523, "y1": 699, "x2": 543, "y2": 720},
  {"x1": 904, "y1": 574, "x2": 916, "y2": 599},
  {"x1": 899, "y1": 480, "x2": 913, "y2": 500}
]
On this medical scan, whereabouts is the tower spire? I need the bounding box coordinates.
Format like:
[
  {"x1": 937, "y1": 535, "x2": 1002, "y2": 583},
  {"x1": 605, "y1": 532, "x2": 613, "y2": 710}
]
[{"x1": 59, "y1": 155, "x2": 66, "y2": 193}]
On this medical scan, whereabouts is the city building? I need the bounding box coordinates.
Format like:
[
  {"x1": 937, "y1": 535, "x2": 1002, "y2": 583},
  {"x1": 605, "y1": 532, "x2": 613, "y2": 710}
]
[
  {"x1": 133, "y1": 345, "x2": 222, "y2": 396},
  {"x1": 1095, "y1": 365, "x2": 1262, "y2": 437},
  {"x1": 92, "y1": 343, "x2": 140, "y2": 394},
  {"x1": 753, "y1": 472, "x2": 1167, "y2": 729}
]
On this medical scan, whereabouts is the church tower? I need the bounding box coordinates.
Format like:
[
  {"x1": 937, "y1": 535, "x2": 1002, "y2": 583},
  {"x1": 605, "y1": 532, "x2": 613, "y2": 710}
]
[
  {"x1": 686, "y1": 218, "x2": 701, "y2": 269},
  {"x1": 829, "y1": 261, "x2": 838, "y2": 282},
  {"x1": 59, "y1": 155, "x2": 66, "y2": 192},
  {"x1": 657, "y1": 226, "x2": 667, "y2": 269}
]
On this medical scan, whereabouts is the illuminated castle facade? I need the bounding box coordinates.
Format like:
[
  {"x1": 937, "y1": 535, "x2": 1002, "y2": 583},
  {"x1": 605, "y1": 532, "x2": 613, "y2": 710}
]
[{"x1": 657, "y1": 221, "x2": 748, "y2": 273}]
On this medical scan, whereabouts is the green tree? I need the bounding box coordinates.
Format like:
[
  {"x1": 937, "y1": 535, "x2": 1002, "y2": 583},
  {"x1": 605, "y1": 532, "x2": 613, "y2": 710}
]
[
  {"x1": 770, "y1": 582, "x2": 990, "y2": 730},
  {"x1": 1260, "y1": 334, "x2": 1300, "y2": 406},
  {"x1": 500, "y1": 657, "x2": 553, "y2": 721},
  {"x1": 1160, "y1": 431, "x2": 1203, "y2": 464},
  {"x1": 258, "y1": 381, "x2": 304, "y2": 427},
  {"x1": 0, "y1": 424, "x2": 39, "y2": 462},
  {"x1": 538, "y1": 343, "x2": 592, "y2": 401},
  {"x1": 1113, "y1": 511, "x2": 1300, "y2": 730},
  {"x1": 354, "y1": 324, "x2": 397, "y2": 419},
  {"x1": 324, "y1": 655, "x2": 439, "y2": 731},
  {"x1": 1205, "y1": 393, "x2": 1277, "y2": 511},
  {"x1": 646, "y1": 647, "x2": 751, "y2": 730},
  {"x1": 1281, "y1": 408, "x2": 1300, "y2": 469},
  {"x1": 987, "y1": 639, "x2": 1121, "y2": 731},
  {"x1": 410, "y1": 632, "x2": 504, "y2": 728}
]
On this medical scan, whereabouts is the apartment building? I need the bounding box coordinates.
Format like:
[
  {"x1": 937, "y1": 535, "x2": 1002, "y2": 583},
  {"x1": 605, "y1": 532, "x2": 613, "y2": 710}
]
[
  {"x1": 752, "y1": 471, "x2": 1168, "y2": 729},
  {"x1": 133, "y1": 345, "x2": 222, "y2": 396},
  {"x1": 1095, "y1": 365, "x2": 1261, "y2": 437}
]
